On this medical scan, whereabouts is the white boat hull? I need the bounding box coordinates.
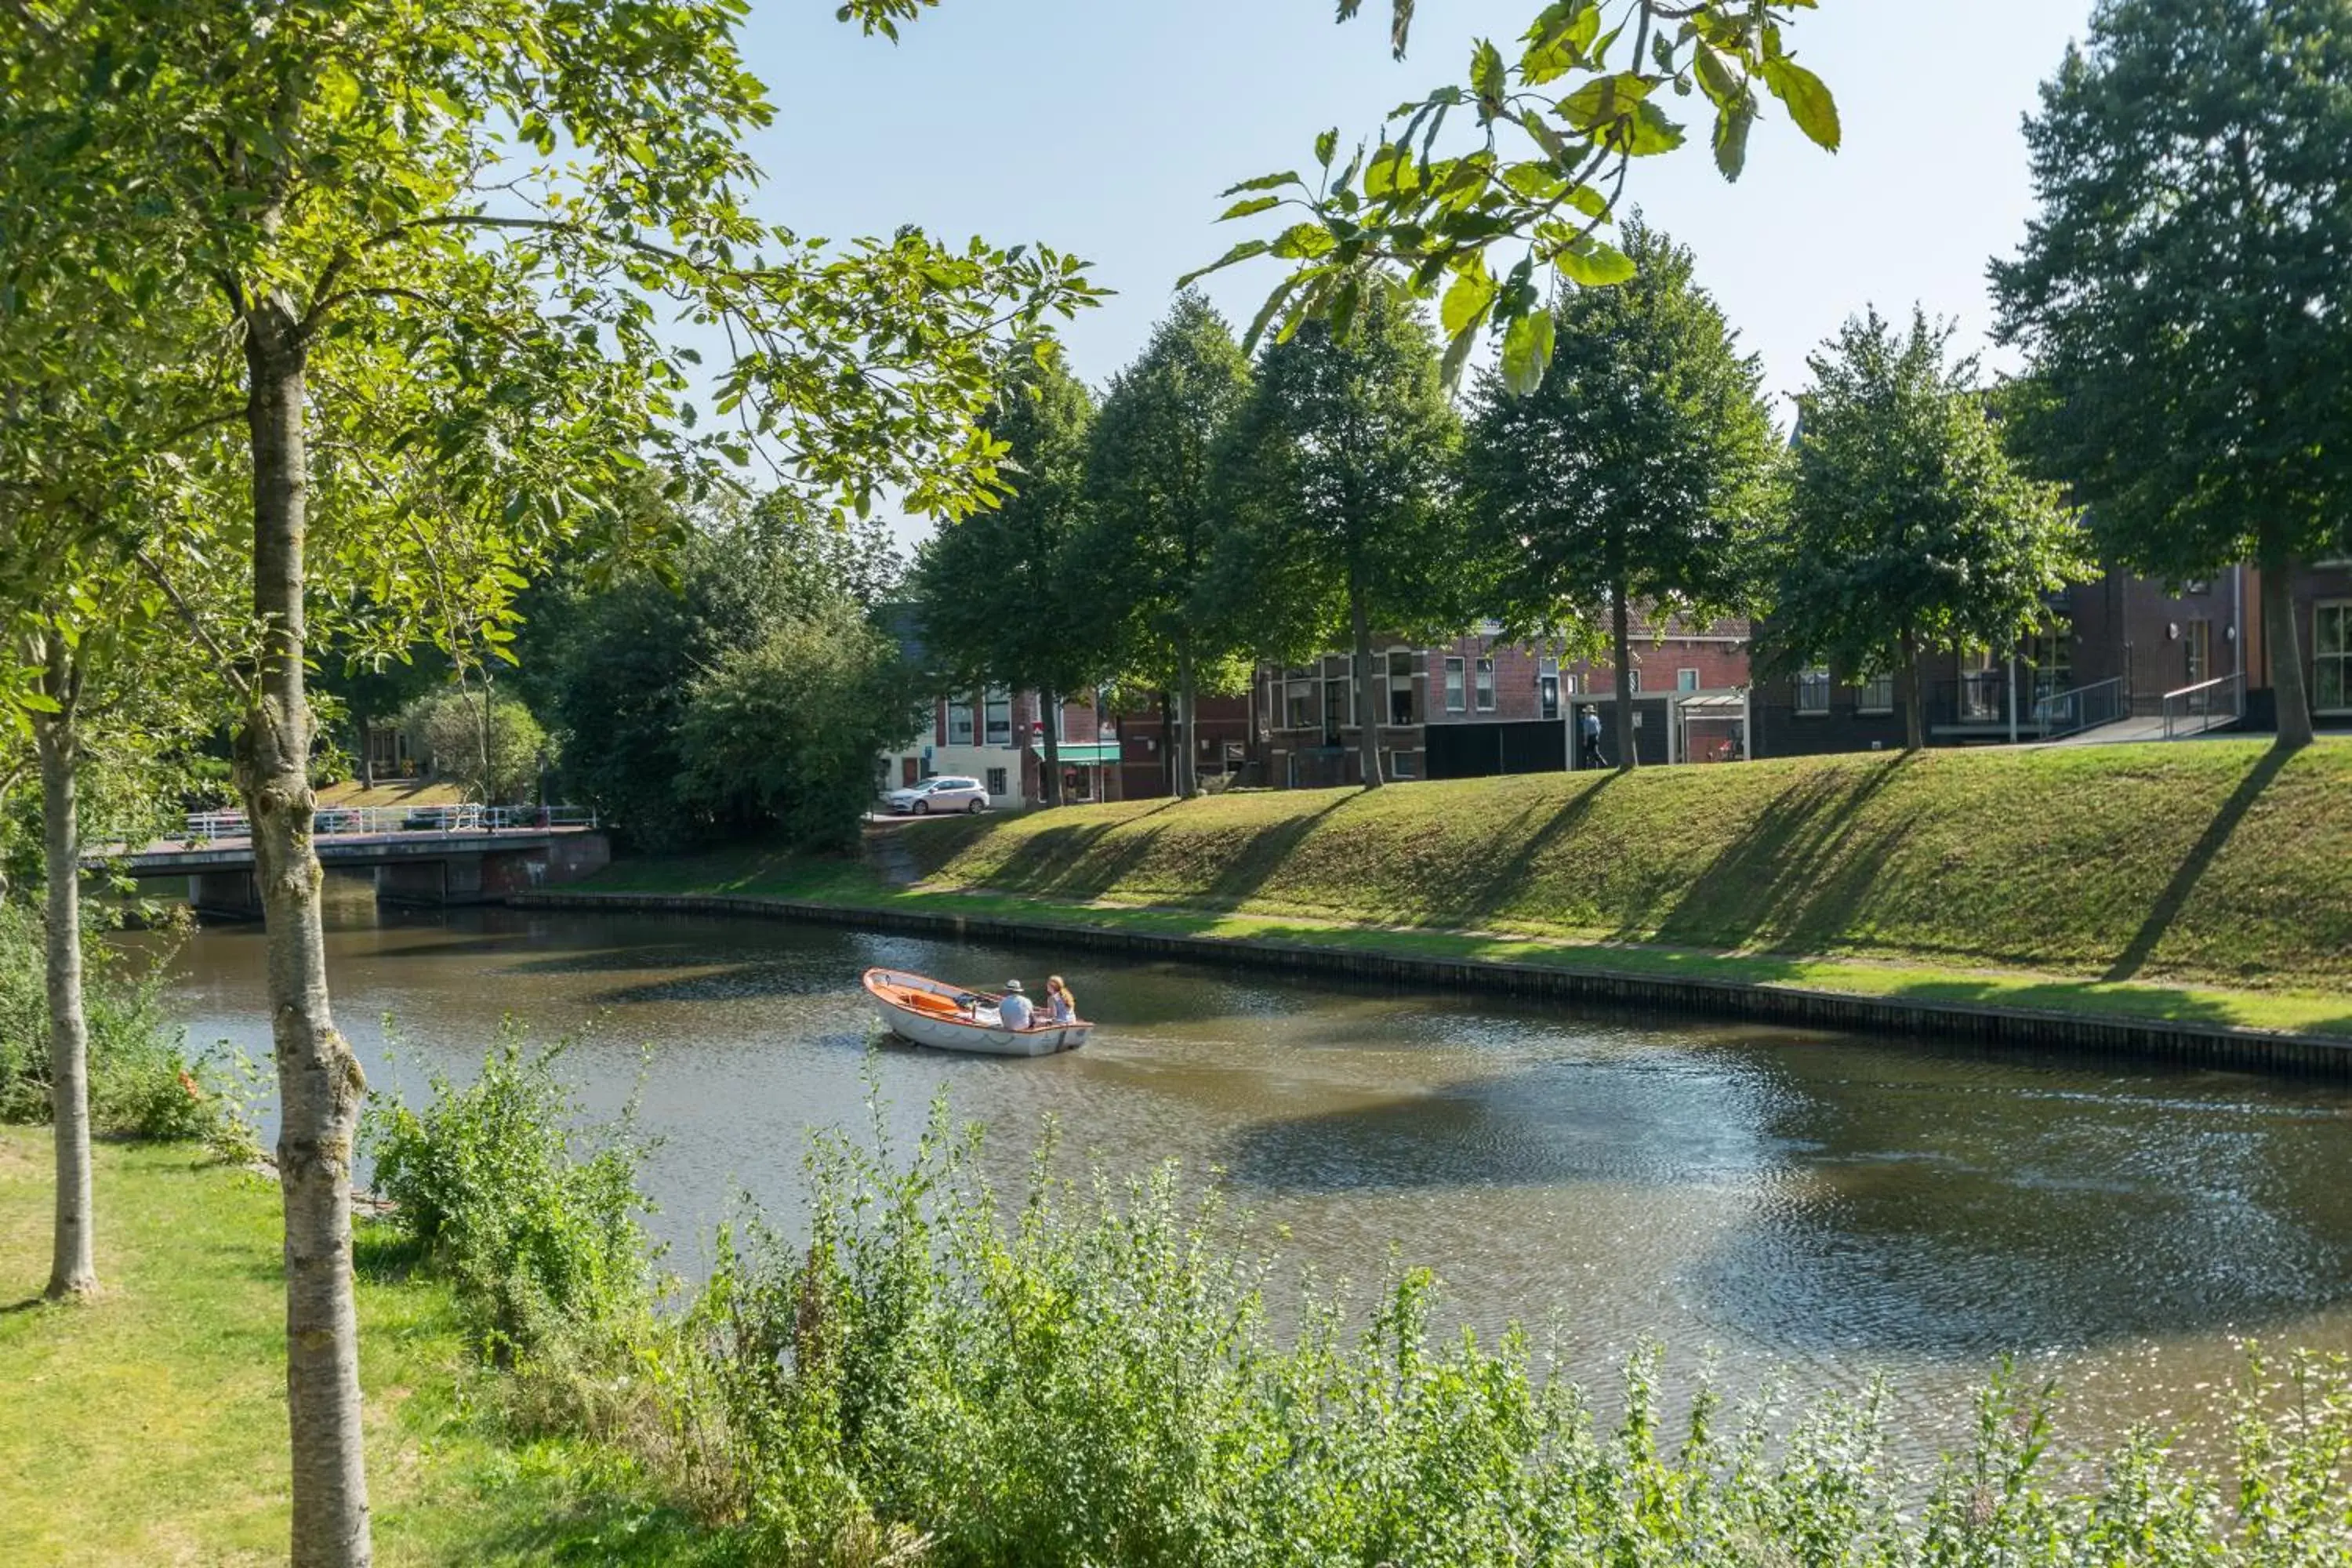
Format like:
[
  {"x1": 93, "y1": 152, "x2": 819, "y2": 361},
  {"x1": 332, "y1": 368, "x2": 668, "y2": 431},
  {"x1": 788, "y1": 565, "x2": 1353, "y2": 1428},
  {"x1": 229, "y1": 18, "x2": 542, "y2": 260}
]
[{"x1": 862, "y1": 967, "x2": 1089, "y2": 1058}]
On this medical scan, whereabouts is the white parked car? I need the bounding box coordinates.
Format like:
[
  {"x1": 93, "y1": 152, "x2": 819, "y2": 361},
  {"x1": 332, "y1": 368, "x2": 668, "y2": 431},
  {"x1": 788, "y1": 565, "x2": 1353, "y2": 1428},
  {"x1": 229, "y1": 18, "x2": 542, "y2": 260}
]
[{"x1": 883, "y1": 775, "x2": 989, "y2": 815}]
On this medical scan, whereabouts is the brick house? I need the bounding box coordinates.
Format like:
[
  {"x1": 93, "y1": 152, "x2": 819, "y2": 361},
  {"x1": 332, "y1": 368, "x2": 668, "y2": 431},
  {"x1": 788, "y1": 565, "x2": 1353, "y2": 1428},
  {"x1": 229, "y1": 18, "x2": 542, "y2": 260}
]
[
  {"x1": 1113, "y1": 693, "x2": 1253, "y2": 798},
  {"x1": 1749, "y1": 559, "x2": 2350, "y2": 755},
  {"x1": 1253, "y1": 619, "x2": 1753, "y2": 787},
  {"x1": 878, "y1": 688, "x2": 1123, "y2": 808}
]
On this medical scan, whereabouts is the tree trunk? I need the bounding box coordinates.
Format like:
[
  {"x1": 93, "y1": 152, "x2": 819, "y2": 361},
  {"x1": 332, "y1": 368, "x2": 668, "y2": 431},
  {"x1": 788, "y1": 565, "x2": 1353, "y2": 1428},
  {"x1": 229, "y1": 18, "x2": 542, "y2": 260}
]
[
  {"x1": 1175, "y1": 643, "x2": 1199, "y2": 799},
  {"x1": 1158, "y1": 688, "x2": 1178, "y2": 797},
  {"x1": 1351, "y1": 590, "x2": 1382, "y2": 790},
  {"x1": 357, "y1": 708, "x2": 374, "y2": 791},
  {"x1": 1900, "y1": 626, "x2": 1926, "y2": 753},
  {"x1": 2262, "y1": 552, "x2": 2313, "y2": 748},
  {"x1": 34, "y1": 637, "x2": 95, "y2": 1301},
  {"x1": 1610, "y1": 583, "x2": 1636, "y2": 773},
  {"x1": 1040, "y1": 688, "x2": 1062, "y2": 807},
  {"x1": 240, "y1": 302, "x2": 374, "y2": 1568}
]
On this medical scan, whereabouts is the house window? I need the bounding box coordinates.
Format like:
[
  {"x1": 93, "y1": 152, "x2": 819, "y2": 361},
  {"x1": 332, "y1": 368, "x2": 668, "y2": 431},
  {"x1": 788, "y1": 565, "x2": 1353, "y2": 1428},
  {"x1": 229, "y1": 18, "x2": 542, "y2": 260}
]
[
  {"x1": 1323, "y1": 676, "x2": 1352, "y2": 733},
  {"x1": 1563, "y1": 672, "x2": 1578, "y2": 695},
  {"x1": 1389, "y1": 750, "x2": 1417, "y2": 779},
  {"x1": 2185, "y1": 579, "x2": 2212, "y2": 594},
  {"x1": 2315, "y1": 602, "x2": 2350, "y2": 711},
  {"x1": 1286, "y1": 681, "x2": 1315, "y2": 730},
  {"x1": 1387, "y1": 649, "x2": 1415, "y2": 681},
  {"x1": 985, "y1": 768, "x2": 1008, "y2": 797},
  {"x1": 1856, "y1": 673, "x2": 1895, "y2": 713},
  {"x1": 1677, "y1": 668, "x2": 1700, "y2": 693},
  {"x1": 1627, "y1": 668, "x2": 1642, "y2": 695},
  {"x1": 1539, "y1": 675, "x2": 1559, "y2": 720},
  {"x1": 983, "y1": 688, "x2": 1012, "y2": 746},
  {"x1": 2185, "y1": 619, "x2": 2212, "y2": 686},
  {"x1": 1796, "y1": 667, "x2": 1832, "y2": 716},
  {"x1": 1474, "y1": 657, "x2": 1496, "y2": 711},
  {"x1": 1444, "y1": 657, "x2": 1466, "y2": 712},
  {"x1": 947, "y1": 699, "x2": 975, "y2": 746}
]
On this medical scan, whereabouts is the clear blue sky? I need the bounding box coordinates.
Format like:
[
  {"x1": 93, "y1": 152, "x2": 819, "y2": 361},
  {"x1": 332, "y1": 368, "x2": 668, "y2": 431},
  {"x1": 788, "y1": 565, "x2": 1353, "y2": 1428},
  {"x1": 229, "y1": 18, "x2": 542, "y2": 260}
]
[{"x1": 729, "y1": 1, "x2": 2097, "y2": 545}]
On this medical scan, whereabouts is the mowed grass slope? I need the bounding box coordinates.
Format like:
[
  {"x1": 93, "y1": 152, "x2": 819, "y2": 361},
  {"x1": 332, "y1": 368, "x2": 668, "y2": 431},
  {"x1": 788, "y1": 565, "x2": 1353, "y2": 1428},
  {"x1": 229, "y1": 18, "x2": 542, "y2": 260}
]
[{"x1": 887, "y1": 740, "x2": 2352, "y2": 993}]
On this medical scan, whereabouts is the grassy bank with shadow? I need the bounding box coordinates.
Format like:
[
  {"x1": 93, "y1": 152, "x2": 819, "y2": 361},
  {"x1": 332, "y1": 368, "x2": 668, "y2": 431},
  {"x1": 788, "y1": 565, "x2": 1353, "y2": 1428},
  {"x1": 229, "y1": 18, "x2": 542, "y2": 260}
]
[{"x1": 586, "y1": 740, "x2": 2352, "y2": 1040}]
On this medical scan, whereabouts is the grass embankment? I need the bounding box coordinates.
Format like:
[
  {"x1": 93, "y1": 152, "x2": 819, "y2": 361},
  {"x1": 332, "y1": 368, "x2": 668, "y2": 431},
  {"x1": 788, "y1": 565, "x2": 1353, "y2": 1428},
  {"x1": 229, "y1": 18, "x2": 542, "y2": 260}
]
[
  {"x1": 592, "y1": 739, "x2": 2352, "y2": 1039},
  {"x1": 0, "y1": 1130, "x2": 724, "y2": 1567}
]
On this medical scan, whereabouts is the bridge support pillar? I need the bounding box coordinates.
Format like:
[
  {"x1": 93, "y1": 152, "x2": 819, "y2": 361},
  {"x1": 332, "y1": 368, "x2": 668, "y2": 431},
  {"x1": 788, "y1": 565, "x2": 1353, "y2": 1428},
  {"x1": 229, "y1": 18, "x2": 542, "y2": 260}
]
[{"x1": 188, "y1": 869, "x2": 263, "y2": 919}]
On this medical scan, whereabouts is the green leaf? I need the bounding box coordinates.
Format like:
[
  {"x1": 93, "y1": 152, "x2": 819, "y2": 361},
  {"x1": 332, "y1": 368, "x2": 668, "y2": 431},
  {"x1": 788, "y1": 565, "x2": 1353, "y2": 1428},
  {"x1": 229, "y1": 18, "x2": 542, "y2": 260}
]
[
  {"x1": 1501, "y1": 307, "x2": 1556, "y2": 396},
  {"x1": 1270, "y1": 223, "x2": 1338, "y2": 260},
  {"x1": 1556, "y1": 236, "x2": 1637, "y2": 287},
  {"x1": 1559, "y1": 71, "x2": 1656, "y2": 133},
  {"x1": 1613, "y1": 100, "x2": 1686, "y2": 156},
  {"x1": 1441, "y1": 260, "x2": 1497, "y2": 338},
  {"x1": 1176, "y1": 238, "x2": 1272, "y2": 288},
  {"x1": 1315, "y1": 127, "x2": 1339, "y2": 168},
  {"x1": 1762, "y1": 58, "x2": 1841, "y2": 152},
  {"x1": 1470, "y1": 38, "x2": 1508, "y2": 117},
  {"x1": 1712, "y1": 94, "x2": 1757, "y2": 181},
  {"x1": 1521, "y1": 1, "x2": 1599, "y2": 86},
  {"x1": 1219, "y1": 194, "x2": 1283, "y2": 221},
  {"x1": 1219, "y1": 169, "x2": 1305, "y2": 198}
]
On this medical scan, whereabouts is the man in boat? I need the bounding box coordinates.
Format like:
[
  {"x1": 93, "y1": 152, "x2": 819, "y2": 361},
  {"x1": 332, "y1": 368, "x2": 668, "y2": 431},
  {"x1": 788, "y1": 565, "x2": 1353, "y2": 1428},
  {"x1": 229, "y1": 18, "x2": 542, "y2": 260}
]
[{"x1": 996, "y1": 978, "x2": 1034, "y2": 1030}]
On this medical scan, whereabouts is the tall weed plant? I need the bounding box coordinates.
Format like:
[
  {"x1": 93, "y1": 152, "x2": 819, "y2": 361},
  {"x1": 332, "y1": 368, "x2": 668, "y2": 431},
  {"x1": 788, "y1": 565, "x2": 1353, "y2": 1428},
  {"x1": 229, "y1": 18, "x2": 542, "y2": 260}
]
[
  {"x1": 371, "y1": 1055, "x2": 2352, "y2": 1566},
  {"x1": 363, "y1": 1022, "x2": 659, "y2": 1374},
  {"x1": 0, "y1": 898, "x2": 260, "y2": 1154},
  {"x1": 673, "y1": 1094, "x2": 2352, "y2": 1568}
]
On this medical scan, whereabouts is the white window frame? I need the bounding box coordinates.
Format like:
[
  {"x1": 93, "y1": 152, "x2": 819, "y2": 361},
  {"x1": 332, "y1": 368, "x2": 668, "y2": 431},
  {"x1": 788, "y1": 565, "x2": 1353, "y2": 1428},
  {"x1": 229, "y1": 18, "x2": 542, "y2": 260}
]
[
  {"x1": 1795, "y1": 667, "x2": 1832, "y2": 717},
  {"x1": 1474, "y1": 656, "x2": 1497, "y2": 712},
  {"x1": 1628, "y1": 668, "x2": 1642, "y2": 695},
  {"x1": 947, "y1": 698, "x2": 975, "y2": 746},
  {"x1": 1676, "y1": 667, "x2": 1700, "y2": 693},
  {"x1": 1444, "y1": 656, "x2": 1466, "y2": 713},
  {"x1": 982, "y1": 688, "x2": 1013, "y2": 746},
  {"x1": 1855, "y1": 673, "x2": 1895, "y2": 714},
  {"x1": 2316, "y1": 601, "x2": 2351, "y2": 713},
  {"x1": 985, "y1": 767, "x2": 1008, "y2": 797}
]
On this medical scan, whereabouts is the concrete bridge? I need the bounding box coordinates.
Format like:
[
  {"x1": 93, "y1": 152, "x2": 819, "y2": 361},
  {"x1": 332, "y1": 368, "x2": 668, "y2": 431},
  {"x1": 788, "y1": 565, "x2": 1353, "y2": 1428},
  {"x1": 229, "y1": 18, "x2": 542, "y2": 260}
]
[{"x1": 105, "y1": 805, "x2": 612, "y2": 916}]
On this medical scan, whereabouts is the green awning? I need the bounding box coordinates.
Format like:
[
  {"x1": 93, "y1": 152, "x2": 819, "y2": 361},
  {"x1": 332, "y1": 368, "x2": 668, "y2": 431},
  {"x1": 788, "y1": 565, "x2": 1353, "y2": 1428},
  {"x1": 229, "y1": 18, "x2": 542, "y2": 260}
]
[{"x1": 1050, "y1": 743, "x2": 1120, "y2": 766}]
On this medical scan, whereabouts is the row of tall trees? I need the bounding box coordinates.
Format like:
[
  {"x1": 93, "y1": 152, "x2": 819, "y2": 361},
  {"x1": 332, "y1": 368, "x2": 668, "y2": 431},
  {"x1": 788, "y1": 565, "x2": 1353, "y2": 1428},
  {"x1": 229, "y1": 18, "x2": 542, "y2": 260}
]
[{"x1": 914, "y1": 225, "x2": 2086, "y2": 789}]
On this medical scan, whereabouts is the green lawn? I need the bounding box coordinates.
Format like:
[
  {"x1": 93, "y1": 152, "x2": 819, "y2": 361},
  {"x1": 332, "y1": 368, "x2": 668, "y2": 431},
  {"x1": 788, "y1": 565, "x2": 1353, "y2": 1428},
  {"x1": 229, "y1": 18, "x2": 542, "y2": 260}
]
[
  {"x1": 590, "y1": 739, "x2": 2352, "y2": 1040},
  {"x1": 0, "y1": 1131, "x2": 731, "y2": 1567}
]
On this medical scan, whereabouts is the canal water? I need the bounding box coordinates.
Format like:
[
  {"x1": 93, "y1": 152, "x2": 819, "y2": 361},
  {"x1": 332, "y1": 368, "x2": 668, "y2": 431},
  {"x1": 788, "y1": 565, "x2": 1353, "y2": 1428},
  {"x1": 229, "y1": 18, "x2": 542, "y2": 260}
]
[{"x1": 147, "y1": 875, "x2": 2352, "y2": 1461}]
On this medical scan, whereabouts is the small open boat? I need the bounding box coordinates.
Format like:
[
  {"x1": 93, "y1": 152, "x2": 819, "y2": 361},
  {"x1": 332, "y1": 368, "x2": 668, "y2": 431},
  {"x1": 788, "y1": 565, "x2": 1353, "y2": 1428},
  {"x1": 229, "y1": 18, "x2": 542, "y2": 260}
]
[{"x1": 862, "y1": 967, "x2": 1089, "y2": 1057}]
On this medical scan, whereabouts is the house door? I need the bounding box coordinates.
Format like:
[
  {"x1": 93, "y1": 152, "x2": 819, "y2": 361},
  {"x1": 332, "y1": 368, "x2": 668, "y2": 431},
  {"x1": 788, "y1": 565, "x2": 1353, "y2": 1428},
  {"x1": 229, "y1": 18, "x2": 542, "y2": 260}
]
[{"x1": 901, "y1": 757, "x2": 919, "y2": 787}]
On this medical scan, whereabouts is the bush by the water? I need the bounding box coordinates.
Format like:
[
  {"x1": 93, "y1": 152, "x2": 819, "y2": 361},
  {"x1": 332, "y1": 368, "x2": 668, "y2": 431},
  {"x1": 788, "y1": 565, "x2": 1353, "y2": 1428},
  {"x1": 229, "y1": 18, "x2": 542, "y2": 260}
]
[
  {"x1": 363, "y1": 1025, "x2": 659, "y2": 1370},
  {"x1": 0, "y1": 900, "x2": 258, "y2": 1152},
  {"x1": 368, "y1": 1053, "x2": 2352, "y2": 1566}
]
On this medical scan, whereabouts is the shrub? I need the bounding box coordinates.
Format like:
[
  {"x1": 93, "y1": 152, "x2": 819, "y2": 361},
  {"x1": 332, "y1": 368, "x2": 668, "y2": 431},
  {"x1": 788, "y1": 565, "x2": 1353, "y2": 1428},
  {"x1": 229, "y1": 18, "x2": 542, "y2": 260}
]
[
  {"x1": 0, "y1": 900, "x2": 260, "y2": 1155},
  {"x1": 363, "y1": 1023, "x2": 658, "y2": 1370},
  {"x1": 664, "y1": 1094, "x2": 2352, "y2": 1568}
]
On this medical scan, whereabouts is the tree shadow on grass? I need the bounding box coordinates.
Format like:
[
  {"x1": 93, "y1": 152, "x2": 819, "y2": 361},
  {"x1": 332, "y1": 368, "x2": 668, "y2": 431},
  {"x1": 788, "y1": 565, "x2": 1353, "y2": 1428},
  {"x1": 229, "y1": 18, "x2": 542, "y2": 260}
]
[
  {"x1": 2103, "y1": 746, "x2": 2291, "y2": 983},
  {"x1": 1639, "y1": 757, "x2": 1916, "y2": 953}
]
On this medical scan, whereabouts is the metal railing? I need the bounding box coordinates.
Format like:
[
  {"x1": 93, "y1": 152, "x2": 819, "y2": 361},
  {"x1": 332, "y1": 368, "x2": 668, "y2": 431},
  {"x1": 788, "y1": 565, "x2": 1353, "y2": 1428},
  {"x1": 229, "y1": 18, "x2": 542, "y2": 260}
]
[
  {"x1": 2029, "y1": 677, "x2": 2126, "y2": 741},
  {"x1": 2161, "y1": 673, "x2": 2244, "y2": 739},
  {"x1": 176, "y1": 804, "x2": 598, "y2": 842}
]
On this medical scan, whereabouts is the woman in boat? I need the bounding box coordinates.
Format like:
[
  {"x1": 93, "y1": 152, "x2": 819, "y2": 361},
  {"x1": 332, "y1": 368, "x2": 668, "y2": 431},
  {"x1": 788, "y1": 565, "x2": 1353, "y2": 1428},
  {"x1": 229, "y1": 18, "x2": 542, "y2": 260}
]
[{"x1": 1045, "y1": 975, "x2": 1077, "y2": 1025}]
